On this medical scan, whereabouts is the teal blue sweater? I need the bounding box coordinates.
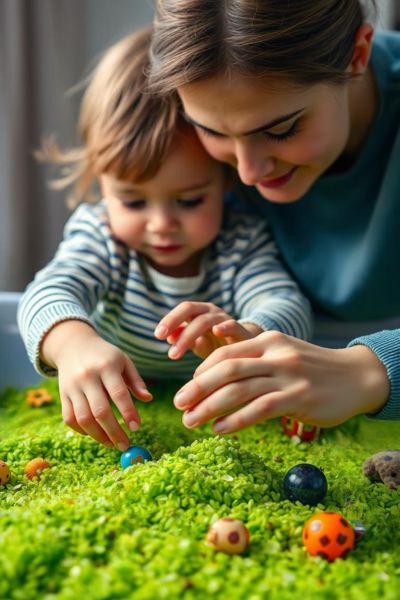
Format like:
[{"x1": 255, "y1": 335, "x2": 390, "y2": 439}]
[{"x1": 240, "y1": 31, "x2": 400, "y2": 420}]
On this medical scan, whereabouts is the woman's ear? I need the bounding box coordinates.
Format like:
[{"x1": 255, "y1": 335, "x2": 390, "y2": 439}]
[{"x1": 348, "y1": 23, "x2": 374, "y2": 75}]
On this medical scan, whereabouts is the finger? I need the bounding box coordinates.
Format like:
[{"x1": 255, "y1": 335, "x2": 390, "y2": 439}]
[
  {"x1": 180, "y1": 376, "x2": 279, "y2": 428},
  {"x1": 123, "y1": 359, "x2": 153, "y2": 402},
  {"x1": 211, "y1": 391, "x2": 291, "y2": 434},
  {"x1": 60, "y1": 394, "x2": 89, "y2": 437},
  {"x1": 194, "y1": 337, "x2": 265, "y2": 376},
  {"x1": 155, "y1": 302, "x2": 217, "y2": 339},
  {"x1": 70, "y1": 391, "x2": 115, "y2": 447},
  {"x1": 212, "y1": 319, "x2": 253, "y2": 342},
  {"x1": 83, "y1": 380, "x2": 131, "y2": 451},
  {"x1": 174, "y1": 357, "x2": 270, "y2": 411},
  {"x1": 166, "y1": 324, "x2": 186, "y2": 344},
  {"x1": 103, "y1": 368, "x2": 142, "y2": 432},
  {"x1": 168, "y1": 313, "x2": 230, "y2": 359}
]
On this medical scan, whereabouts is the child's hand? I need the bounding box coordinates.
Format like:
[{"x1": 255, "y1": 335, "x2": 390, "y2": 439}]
[
  {"x1": 154, "y1": 301, "x2": 262, "y2": 360},
  {"x1": 40, "y1": 321, "x2": 152, "y2": 449}
]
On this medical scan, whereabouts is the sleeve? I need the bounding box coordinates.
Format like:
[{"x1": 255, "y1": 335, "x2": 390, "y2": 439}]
[
  {"x1": 230, "y1": 214, "x2": 313, "y2": 340},
  {"x1": 17, "y1": 203, "x2": 115, "y2": 376},
  {"x1": 347, "y1": 330, "x2": 400, "y2": 420}
]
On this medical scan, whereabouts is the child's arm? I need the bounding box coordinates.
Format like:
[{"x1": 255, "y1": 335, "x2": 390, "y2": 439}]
[
  {"x1": 155, "y1": 302, "x2": 263, "y2": 360},
  {"x1": 40, "y1": 319, "x2": 152, "y2": 449},
  {"x1": 18, "y1": 203, "x2": 152, "y2": 448}
]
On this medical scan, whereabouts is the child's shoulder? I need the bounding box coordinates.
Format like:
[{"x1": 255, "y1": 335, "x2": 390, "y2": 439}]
[
  {"x1": 221, "y1": 199, "x2": 270, "y2": 236},
  {"x1": 70, "y1": 201, "x2": 109, "y2": 224},
  {"x1": 66, "y1": 201, "x2": 111, "y2": 233}
]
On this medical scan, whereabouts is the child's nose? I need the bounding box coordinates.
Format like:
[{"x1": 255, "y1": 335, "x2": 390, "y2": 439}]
[{"x1": 147, "y1": 208, "x2": 178, "y2": 232}]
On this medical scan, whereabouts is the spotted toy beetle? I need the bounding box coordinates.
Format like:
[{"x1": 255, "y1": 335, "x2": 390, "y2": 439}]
[{"x1": 302, "y1": 511, "x2": 355, "y2": 561}]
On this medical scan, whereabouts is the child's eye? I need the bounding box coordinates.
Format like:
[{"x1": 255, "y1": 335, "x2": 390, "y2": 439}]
[
  {"x1": 121, "y1": 199, "x2": 146, "y2": 209},
  {"x1": 264, "y1": 120, "x2": 299, "y2": 142},
  {"x1": 177, "y1": 197, "x2": 204, "y2": 208}
]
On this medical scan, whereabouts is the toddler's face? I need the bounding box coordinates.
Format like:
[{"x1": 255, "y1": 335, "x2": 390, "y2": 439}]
[{"x1": 101, "y1": 127, "x2": 226, "y2": 277}]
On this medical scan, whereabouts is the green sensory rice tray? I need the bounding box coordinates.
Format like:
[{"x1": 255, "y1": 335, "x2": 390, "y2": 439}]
[{"x1": 0, "y1": 379, "x2": 399, "y2": 600}]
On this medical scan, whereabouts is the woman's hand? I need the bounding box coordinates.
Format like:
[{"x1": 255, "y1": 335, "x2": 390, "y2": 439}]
[
  {"x1": 171, "y1": 331, "x2": 390, "y2": 433},
  {"x1": 40, "y1": 320, "x2": 152, "y2": 449},
  {"x1": 155, "y1": 301, "x2": 262, "y2": 360}
]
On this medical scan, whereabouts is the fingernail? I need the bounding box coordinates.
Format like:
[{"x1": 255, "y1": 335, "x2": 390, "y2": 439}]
[
  {"x1": 129, "y1": 421, "x2": 139, "y2": 432},
  {"x1": 118, "y1": 442, "x2": 129, "y2": 452},
  {"x1": 138, "y1": 382, "x2": 152, "y2": 396},
  {"x1": 169, "y1": 345, "x2": 179, "y2": 359},
  {"x1": 183, "y1": 411, "x2": 198, "y2": 427},
  {"x1": 155, "y1": 324, "x2": 167, "y2": 338},
  {"x1": 213, "y1": 420, "x2": 227, "y2": 433},
  {"x1": 174, "y1": 389, "x2": 189, "y2": 408}
]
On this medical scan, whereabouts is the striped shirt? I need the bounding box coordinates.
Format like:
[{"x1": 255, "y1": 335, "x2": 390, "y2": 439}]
[{"x1": 18, "y1": 201, "x2": 312, "y2": 380}]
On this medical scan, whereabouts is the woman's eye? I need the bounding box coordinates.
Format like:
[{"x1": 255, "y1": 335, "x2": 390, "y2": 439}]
[
  {"x1": 264, "y1": 120, "x2": 299, "y2": 142},
  {"x1": 196, "y1": 126, "x2": 224, "y2": 139},
  {"x1": 121, "y1": 199, "x2": 146, "y2": 209},
  {"x1": 177, "y1": 197, "x2": 204, "y2": 208}
]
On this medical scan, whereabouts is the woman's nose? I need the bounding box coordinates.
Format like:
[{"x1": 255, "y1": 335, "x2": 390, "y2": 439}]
[{"x1": 235, "y1": 141, "x2": 276, "y2": 186}]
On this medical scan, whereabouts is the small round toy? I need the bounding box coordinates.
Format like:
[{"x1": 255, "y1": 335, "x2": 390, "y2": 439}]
[
  {"x1": 120, "y1": 445, "x2": 152, "y2": 469},
  {"x1": 26, "y1": 388, "x2": 54, "y2": 408},
  {"x1": 0, "y1": 460, "x2": 10, "y2": 485},
  {"x1": 281, "y1": 417, "x2": 320, "y2": 442},
  {"x1": 24, "y1": 458, "x2": 50, "y2": 480},
  {"x1": 302, "y1": 511, "x2": 355, "y2": 562},
  {"x1": 206, "y1": 518, "x2": 250, "y2": 555},
  {"x1": 283, "y1": 463, "x2": 327, "y2": 506}
]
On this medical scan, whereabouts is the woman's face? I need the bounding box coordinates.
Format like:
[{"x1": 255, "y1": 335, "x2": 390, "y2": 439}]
[{"x1": 178, "y1": 73, "x2": 352, "y2": 203}]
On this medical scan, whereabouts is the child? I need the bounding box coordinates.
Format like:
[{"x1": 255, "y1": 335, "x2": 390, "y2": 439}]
[{"x1": 18, "y1": 27, "x2": 312, "y2": 451}]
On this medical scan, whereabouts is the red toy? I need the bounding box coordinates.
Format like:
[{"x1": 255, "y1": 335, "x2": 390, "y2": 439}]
[
  {"x1": 281, "y1": 417, "x2": 320, "y2": 441},
  {"x1": 302, "y1": 511, "x2": 355, "y2": 561}
]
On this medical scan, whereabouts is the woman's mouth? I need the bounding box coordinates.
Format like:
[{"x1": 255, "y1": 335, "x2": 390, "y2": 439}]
[{"x1": 259, "y1": 166, "x2": 298, "y2": 189}]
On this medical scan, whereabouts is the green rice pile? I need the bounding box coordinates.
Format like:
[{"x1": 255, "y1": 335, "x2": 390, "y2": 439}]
[{"x1": 0, "y1": 379, "x2": 399, "y2": 600}]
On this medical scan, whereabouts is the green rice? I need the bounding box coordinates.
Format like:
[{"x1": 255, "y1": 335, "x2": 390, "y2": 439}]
[{"x1": 0, "y1": 379, "x2": 399, "y2": 599}]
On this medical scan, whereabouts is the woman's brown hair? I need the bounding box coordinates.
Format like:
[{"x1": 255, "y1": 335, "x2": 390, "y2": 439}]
[
  {"x1": 40, "y1": 27, "x2": 179, "y2": 208},
  {"x1": 149, "y1": 0, "x2": 377, "y2": 93}
]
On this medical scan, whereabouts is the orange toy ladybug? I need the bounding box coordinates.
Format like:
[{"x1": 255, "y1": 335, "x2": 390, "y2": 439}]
[
  {"x1": 281, "y1": 417, "x2": 320, "y2": 442},
  {"x1": 26, "y1": 388, "x2": 54, "y2": 408},
  {"x1": 24, "y1": 458, "x2": 50, "y2": 480},
  {"x1": 302, "y1": 511, "x2": 355, "y2": 561}
]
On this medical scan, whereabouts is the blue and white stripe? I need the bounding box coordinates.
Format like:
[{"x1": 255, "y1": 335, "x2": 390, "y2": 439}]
[{"x1": 18, "y1": 200, "x2": 312, "y2": 380}]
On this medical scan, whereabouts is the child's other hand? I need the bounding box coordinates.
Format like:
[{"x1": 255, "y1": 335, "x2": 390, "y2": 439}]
[
  {"x1": 154, "y1": 301, "x2": 262, "y2": 360},
  {"x1": 41, "y1": 321, "x2": 152, "y2": 449}
]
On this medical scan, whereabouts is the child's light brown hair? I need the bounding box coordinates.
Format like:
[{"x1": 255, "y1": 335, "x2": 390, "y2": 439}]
[{"x1": 41, "y1": 27, "x2": 179, "y2": 208}]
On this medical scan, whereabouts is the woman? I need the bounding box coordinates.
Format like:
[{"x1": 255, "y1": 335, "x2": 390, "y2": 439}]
[{"x1": 149, "y1": 0, "x2": 400, "y2": 432}]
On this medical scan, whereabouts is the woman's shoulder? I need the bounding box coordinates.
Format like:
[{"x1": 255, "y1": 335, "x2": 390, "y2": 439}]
[{"x1": 372, "y1": 30, "x2": 400, "y2": 84}]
